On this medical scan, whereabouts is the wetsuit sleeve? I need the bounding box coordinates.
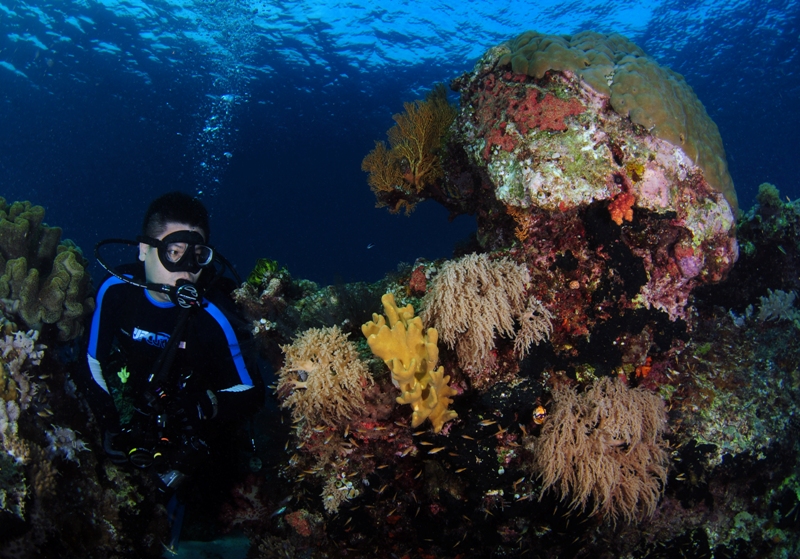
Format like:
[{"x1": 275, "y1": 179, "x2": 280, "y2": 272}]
[
  {"x1": 202, "y1": 299, "x2": 265, "y2": 422},
  {"x1": 82, "y1": 276, "x2": 127, "y2": 430}
]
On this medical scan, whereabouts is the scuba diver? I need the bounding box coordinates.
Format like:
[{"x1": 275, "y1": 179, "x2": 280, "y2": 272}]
[{"x1": 79, "y1": 192, "x2": 264, "y2": 548}]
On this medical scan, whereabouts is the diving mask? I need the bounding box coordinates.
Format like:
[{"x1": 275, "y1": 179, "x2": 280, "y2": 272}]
[{"x1": 137, "y1": 230, "x2": 214, "y2": 274}]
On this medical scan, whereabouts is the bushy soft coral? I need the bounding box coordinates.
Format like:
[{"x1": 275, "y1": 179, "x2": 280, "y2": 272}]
[{"x1": 277, "y1": 325, "x2": 373, "y2": 427}]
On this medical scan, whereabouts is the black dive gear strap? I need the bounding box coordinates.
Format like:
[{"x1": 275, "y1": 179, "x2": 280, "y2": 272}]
[
  {"x1": 137, "y1": 230, "x2": 214, "y2": 274},
  {"x1": 128, "y1": 296, "x2": 205, "y2": 478}
]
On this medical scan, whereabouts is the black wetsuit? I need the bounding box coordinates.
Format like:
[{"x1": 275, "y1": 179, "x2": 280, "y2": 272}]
[{"x1": 83, "y1": 266, "x2": 264, "y2": 436}]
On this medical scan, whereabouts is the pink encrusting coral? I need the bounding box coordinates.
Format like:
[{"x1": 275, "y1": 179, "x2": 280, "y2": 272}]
[{"x1": 476, "y1": 74, "x2": 585, "y2": 159}]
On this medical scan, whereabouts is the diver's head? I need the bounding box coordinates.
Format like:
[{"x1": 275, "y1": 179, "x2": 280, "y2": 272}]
[
  {"x1": 138, "y1": 223, "x2": 211, "y2": 301},
  {"x1": 142, "y1": 191, "x2": 210, "y2": 243},
  {"x1": 138, "y1": 193, "x2": 213, "y2": 303}
]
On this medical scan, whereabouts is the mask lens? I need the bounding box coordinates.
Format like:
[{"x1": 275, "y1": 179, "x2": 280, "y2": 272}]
[
  {"x1": 165, "y1": 242, "x2": 188, "y2": 263},
  {"x1": 195, "y1": 245, "x2": 214, "y2": 267},
  {"x1": 138, "y1": 231, "x2": 213, "y2": 273}
]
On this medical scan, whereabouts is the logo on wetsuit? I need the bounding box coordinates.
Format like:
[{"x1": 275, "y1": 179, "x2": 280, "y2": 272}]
[{"x1": 132, "y1": 327, "x2": 170, "y2": 348}]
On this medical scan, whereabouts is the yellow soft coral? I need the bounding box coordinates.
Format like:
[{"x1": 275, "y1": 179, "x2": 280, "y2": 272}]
[{"x1": 362, "y1": 293, "x2": 457, "y2": 433}]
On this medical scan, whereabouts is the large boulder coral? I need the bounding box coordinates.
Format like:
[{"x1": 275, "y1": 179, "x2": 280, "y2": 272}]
[
  {"x1": 440, "y1": 32, "x2": 737, "y2": 329},
  {"x1": 0, "y1": 199, "x2": 94, "y2": 341},
  {"x1": 497, "y1": 31, "x2": 736, "y2": 208}
]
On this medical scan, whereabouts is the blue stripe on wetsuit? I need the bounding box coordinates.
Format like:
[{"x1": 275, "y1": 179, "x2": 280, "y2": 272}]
[
  {"x1": 88, "y1": 275, "x2": 126, "y2": 359},
  {"x1": 204, "y1": 300, "x2": 254, "y2": 387}
]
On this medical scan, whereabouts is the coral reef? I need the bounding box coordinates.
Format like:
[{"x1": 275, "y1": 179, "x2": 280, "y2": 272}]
[
  {"x1": 226, "y1": 193, "x2": 800, "y2": 558},
  {"x1": 2, "y1": 30, "x2": 770, "y2": 559},
  {"x1": 0, "y1": 199, "x2": 94, "y2": 341},
  {"x1": 439, "y1": 31, "x2": 737, "y2": 326},
  {"x1": 362, "y1": 84, "x2": 457, "y2": 214},
  {"x1": 233, "y1": 257, "x2": 385, "y2": 376},
  {"x1": 362, "y1": 293, "x2": 457, "y2": 433},
  {"x1": 202, "y1": 32, "x2": 800, "y2": 557},
  {"x1": 0, "y1": 327, "x2": 170, "y2": 558}
]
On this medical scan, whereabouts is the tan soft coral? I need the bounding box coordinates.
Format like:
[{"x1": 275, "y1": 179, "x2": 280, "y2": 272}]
[
  {"x1": 276, "y1": 326, "x2": 373, "y2": 427},
  {"x1": 526, "y1": 377, "x2": 669, "y2": 524},
  {"x1": 362, "y1": 293, "x2": 457, "y2": 433},
  {"x1": 421, "y1": 253, "x2": 553, "y2": 376}
]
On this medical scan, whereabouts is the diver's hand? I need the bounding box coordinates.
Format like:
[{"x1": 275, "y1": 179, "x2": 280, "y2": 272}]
[{"x1": 165, "y1": 390, "x2": 218, "y2": 431}]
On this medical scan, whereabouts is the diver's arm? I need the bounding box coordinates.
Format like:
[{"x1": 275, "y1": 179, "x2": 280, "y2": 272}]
[
  {"x1": 82, "y1": 276, "x2": 127, "y2": 429},
  {"x1": 202, "y1": 300, "x2": 265, "y2": 422}
]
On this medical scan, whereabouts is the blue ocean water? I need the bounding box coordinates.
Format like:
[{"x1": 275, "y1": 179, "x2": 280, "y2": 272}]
[{"x1": 1, "y1": 0, "x2": 798, "y2": 286}]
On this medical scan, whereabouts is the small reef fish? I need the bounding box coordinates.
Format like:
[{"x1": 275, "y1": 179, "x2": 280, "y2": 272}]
[{"x1": 270, "y1": 496, "x2": 292, "y2": 517}]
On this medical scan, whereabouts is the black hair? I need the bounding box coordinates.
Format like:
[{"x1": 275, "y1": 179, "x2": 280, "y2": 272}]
[{"x1": 142, "y1": 192, "x2": 211, "y2": 241}]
